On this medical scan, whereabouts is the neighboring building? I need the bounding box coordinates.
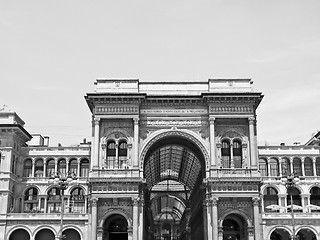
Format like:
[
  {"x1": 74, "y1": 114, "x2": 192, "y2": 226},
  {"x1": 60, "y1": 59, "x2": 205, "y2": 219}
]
[{"x1": 0, "y1": 79, "x2": 319, "y2": 240}]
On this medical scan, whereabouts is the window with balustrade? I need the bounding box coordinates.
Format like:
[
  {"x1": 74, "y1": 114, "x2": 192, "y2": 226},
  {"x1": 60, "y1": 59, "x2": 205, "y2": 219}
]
[
  {"x1": 106, "y1": 140, "x2": 116, "y2": 169},
  {"x1": 34, "y1": 159, "x2": 44, "y2": 177},
  {"x1": 293, "y1": 157, "x2": 302, "y2": 176},
  {"x1": 287, "y1": 187, "x2": 301, "y2": 211},
  {"x1": 46, "y1": 159, "x2": 55, "y2": 177},
  {"x1": 24, "y1": 187, "x2": 38, "y2": 212},
  {"x1": 233, "y1": 140, "x2": 242, "y2": 168},
  {"x1": 259, "y1": 158, "x2": 268, "y2": 176},
  {"x1": 316, "y1": 157, "x2": 320, "y2": 176},
  {"x1": 70, "y1": 187, "x2": 85, "y2": 213},
  {"x1": 281, "y1": 158, "x2": 291, "y2": 176},
  {"x1": 304, "y1": 157, "x2": 314, "y2": 176},
  {"x1": 47, "y1": 187, "x2": 62, "y2": 213},
  {"x1": 310, "y1": 187, "x2": 320, "y2": 207},
  {"x1": 69, "y1": 158, "x2": 78, "y2": 176},
  {"x1": 221, "y1": 140, "x2": 231, "y2": 168},
  {"x1": 269, "y1": 158, "x2": 279, "y2": 176},
  {"x1": 118, "y1": 140, "x2": 128, "y2": 169},
  {"x1": 263, "y1": 187, "x2": 278, "y2": 212},
  {"x1": 80, "y1": 159, "x2": 89, "y2": 177},
  {"x1": 58, "y1": 159, "x2": 67, "y2": 177},
  {"x1": 23, "y1": 159, "x2": 32, "y2": 177}
]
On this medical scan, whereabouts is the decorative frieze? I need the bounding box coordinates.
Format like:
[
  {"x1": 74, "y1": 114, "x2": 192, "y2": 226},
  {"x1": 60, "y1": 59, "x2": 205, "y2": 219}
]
[
  {"x1": 209, "y1": 105, "x2": 253, "y2": 114},
  {"x1": 140, "y1": 108, "x2": 207, "y2": 115},
  {"x1": 95, "y1": 106, "x2": 139, "y2": 114},
  {"x1": 140, "y1": 120, "x2": 208, "y2": 127}
]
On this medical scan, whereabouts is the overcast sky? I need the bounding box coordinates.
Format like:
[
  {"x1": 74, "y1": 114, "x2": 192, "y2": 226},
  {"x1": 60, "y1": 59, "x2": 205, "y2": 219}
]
[{"x1": 1, "y1": 0, "x2": 319, "y2": 147}]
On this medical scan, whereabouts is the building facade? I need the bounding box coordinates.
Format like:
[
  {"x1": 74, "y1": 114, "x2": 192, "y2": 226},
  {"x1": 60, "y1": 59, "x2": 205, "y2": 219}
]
[{"x1": 0, "y1": 79, "x2": 319, "y2": 240}]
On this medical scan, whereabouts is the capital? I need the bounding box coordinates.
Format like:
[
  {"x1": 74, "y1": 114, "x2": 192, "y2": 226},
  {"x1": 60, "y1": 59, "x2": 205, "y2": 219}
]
[
  {"x1": 94, "y1": 117, "x2": 100, "y2": 125},
  {"x1": 252, "y1": 197, "x2": 260, "y2": 206},
  {"x1": 209, "y1": 116, "x2": 215, "y2": 124},
  {"x1": 132, "y1": 197, "x2": 139, "y2": 206},
  {"x1": 248, "y1": 117, "x2": 255, "y2": 125},
  {"x1": 133, "y1": 117, "x2": 139, "y2": 125},
  {"x1": 91, "y1": 197, "x2": 98, "y2": 207}
]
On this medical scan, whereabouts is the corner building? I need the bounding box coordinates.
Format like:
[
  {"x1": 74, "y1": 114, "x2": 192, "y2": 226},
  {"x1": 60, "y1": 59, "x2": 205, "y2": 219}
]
[{"x1": 1, "y1": 79, "x2": 320, "y2": 240}]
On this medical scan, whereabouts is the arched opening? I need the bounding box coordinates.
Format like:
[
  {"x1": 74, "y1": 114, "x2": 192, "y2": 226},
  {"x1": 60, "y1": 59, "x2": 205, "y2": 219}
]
[
  {"x1": 103, "y1": 214, "x2": 128, "y2": 240},
  {"x1": 269, "y1": 229, "x2": 290, "y2": 240},
  {"x1": 24, "y1": 187, "x2": 38, "y2": 212},
  {"x1": 259, "y1": 158, "x2": 268, "y2": 176},
  {"x1": 281, "y1": 158, "x2": 291, "y2": 176},
  {"x1": 9, "y1": 229, "x2": 30, "y2": 240},
  {"x1": 297, "y1": 228, "x2": 317, "y2": 240},
  {"x1": 143, "y1": 136, "x2": 206, "y2": 240},
  {"x1": 293, "y1": 157, "x2": 302, "y2": 176},
  {"x1": 62, "y1": 228, "x2": 81, "y2": 240},
  {"x1": 263, "y1": 187, "x2": 279, "y2": 212},
  {"x1": 70, "y1": 187, "x2": 85, "y2": 213},
  {"x1": 80, "y1": 159, "x2": 89, "y2": 177},
  {"x1": 304, "y1": 157, "x2": 314, "y2": 176},
  {"x1": 222, "y1": 214, "x2": 247, "y2": 240},
  {"x1": 35, "y1": 159, "x2": 44, "y2": 177},
  {"x1": 269, "y1": 158, "x2": 279, "y2": 176},
  {"x1": 23, "y1": 159, "x2": 32, "y2": 177},
  {"x1": 46, "y1": 159, "x2": 55, "y2": 177},
  {"x1": 35, "y1": 228, "x2": 55, "y2": 240},
  {"x1": 69, "y1": 158, "x2": 78, "y2": 176}
]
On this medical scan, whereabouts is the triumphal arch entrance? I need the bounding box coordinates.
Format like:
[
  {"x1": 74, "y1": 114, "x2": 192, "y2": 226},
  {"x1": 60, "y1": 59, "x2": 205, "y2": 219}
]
[{"x1": 85, "y1": 79, "x2": 263, "y2": 240}]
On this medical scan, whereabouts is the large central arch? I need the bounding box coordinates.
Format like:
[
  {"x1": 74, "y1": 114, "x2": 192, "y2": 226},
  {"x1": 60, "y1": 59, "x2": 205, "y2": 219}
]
[{"x1": 141, "y1": 129, "x2": 208, "y2": 240}]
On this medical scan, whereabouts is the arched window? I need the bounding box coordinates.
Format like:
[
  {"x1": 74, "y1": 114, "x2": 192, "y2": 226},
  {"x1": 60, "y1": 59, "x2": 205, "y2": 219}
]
[
  {"x1": 34, "y1": 159, "x2": 44, "y2": 177},
  {"x1": 233, "y1": 140, "x2": 242, "y2": 168},
  {"x1": 310, "y1": 187, "x2": 320, "y2": 207},
  {"x1": 304, "y1": 157, "x2": 313, "y2": 176},
  {"x1": 23, "y1": 159, "x2": 32, "y2": 177},
  {"x1": 80, "y1": 159, "x2": 89, "y2": 177},
  {"x1": 24, "y1": 187, "x2": 38, "y2": 212},
  {"x1": 69, "y1": 159, "x2": 78, "y2": 176},
  {"x1": 293, "y1": 157, "x2": 302, "y2": 176},
  {"x1": 106, "y1": 140, "x2": 116, "y2": 169},
  {"x1": 221, "y1": 140, "x2": 231, "y2": 168},
  {"x1": 47, "y1": 187, "x2": 62, "y2": 213},
  {"x1": 316, "y1": 158, "x2": 320, "y2": 176},
  {"x1": 263, "y1": 187, "x2": 278, "y2": 211},
  {"x1": 57, "y1": 159, "x2": 66, "y2": 176},
  {"x1": 281, "y1": 158, "x2": 291, "y2": 176},
  {"x1": 259, "y1": 158, "x2": 268, "y2": 176},
  {"x1": 46, "y1": 159, "x2": 55, "y2": 177},
  {"x1": 70, "y1": 187, "x2": 85, "y2": 213},
  {"x1": 269, "y1": 158, "x2": 279, "y2": 176},
  {"x1": 287, "y1": 187, "x2": 301, "y2": 211},
  {"x1": 118, "y1": 141, "x2": 128, "y2": 169}
]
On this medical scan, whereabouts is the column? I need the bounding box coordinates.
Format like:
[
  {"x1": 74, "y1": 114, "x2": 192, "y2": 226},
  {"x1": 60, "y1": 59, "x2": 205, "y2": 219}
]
[
  {"x1": 267, "y1": 158, "x2": 271, "y2": 177},
  {"x1": 31, "y1": 159, "x2": 35, "y2": 177},
  {"x1": 91, "y1": 198, "x2": 98, "y2": 240},
  {"x1": 66, "y1": 158, "x2": 69, "y2": 174},
  {"x1": 290, "y1": 157, "x2": 294, "y2": 175},
  {"x1": 230, "y1": 143, "x2": 234, "y2": 168},
  {"x1": 248, "y1": 117, "x2": 256, "y2": 167},
  {"x1": 313, "y1": 157, "x2": 317, "y2": 176},
  {"x1": 202, "y1": 200, "x2": 208, "y2": 240},
  {"x1": 92, "y1": 118, "x2": 100, "y2": 169},
  {"x1": 77, "y1": 158, "x2": 81, "y2": 178},
  {"x1": 43, "y1": 159, "x2": 47, "y2": 177},
  {"x1": 209, "y1": 117, "x2": 216, "y2": 167},
  {"x1": 253, "y1": 197, "x2": 261, "y2": 240},
  {"x1": 205, "y1": 198, "x2": 212, "y2": 240},
  {"x1": 301, "y1": 158, "x2": 305, "y2": 176},
  {"x1": 54, "y1": 158, "x2": 58, "y2": 174},
  {"x1": 132, "y1": 197, "x2": 139, "y2": 240},
  {"x1": 211, "y1": 197, "x2": 219, "y2": 240},
  {"x1": 133, "y1": 117, "x2": 139, "y2": 167},
  {"x1": 138, "y1": 198, "x2": 144, "y2": 240}
]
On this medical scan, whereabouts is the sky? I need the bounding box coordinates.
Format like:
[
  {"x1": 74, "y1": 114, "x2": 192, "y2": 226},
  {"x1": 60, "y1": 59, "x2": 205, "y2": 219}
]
[{"x1": 1, "y1": 0, "x2": 319, "y2": 147}]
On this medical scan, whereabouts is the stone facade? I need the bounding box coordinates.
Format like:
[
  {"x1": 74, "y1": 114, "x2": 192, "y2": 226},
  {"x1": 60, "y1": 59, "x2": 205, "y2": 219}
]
[{"x1": 0, "y1": 79, "x2": 319, "y2": 240}]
